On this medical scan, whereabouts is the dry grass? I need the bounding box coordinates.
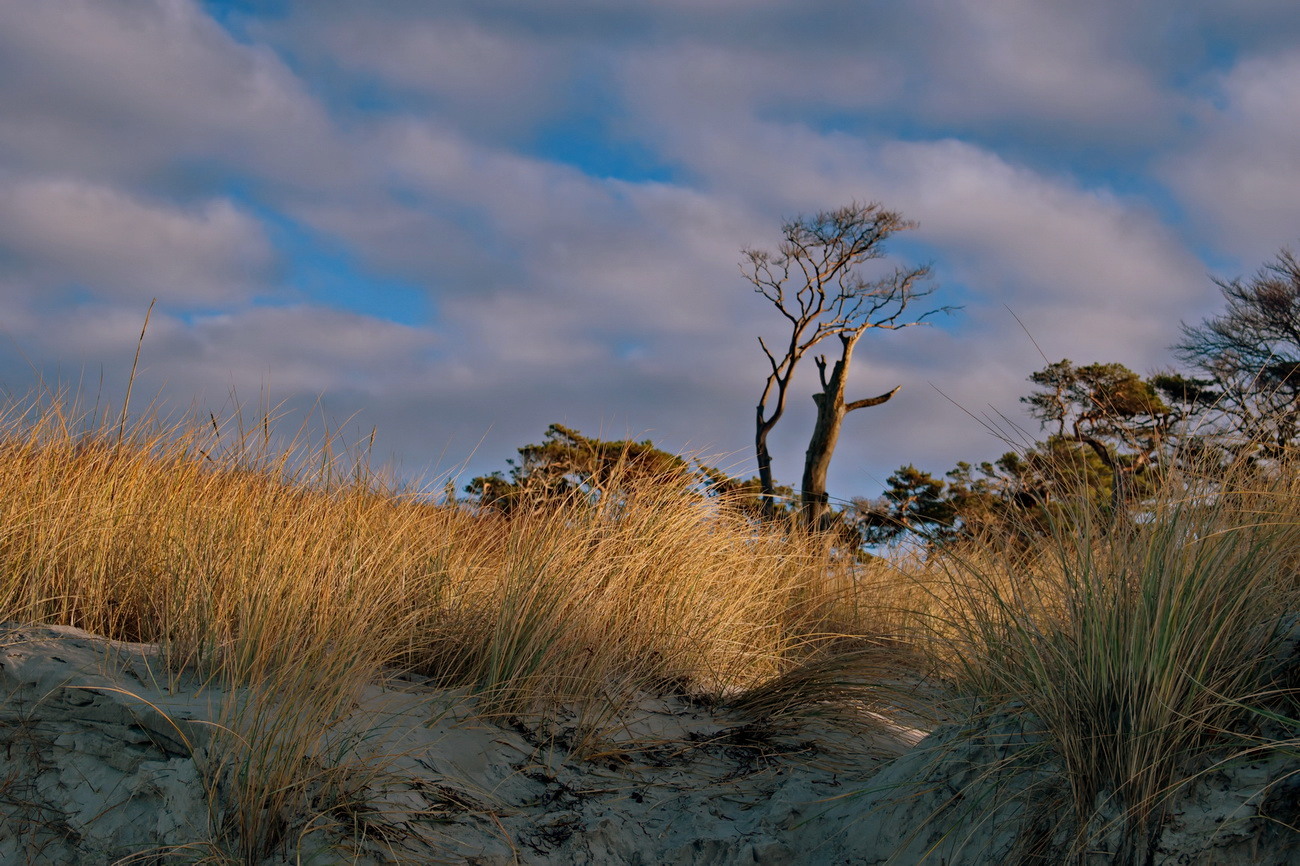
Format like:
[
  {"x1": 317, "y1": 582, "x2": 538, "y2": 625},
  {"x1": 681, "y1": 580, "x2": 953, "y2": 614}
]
[
  {"x1": 0, "y1": 391, "x2": 920, "y2": 859},
  {"x1": 4, "y1": 387, "x2": 1295, "y2": 862},
  {"x1": 934, "y1": 456, "x2": 1300, "y2": 862}
]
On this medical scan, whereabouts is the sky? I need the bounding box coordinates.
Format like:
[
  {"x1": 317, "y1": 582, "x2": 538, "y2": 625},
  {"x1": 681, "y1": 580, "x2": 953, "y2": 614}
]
[{"x1": 2, "y1": 0, "x2": 1300, "y2": 502}]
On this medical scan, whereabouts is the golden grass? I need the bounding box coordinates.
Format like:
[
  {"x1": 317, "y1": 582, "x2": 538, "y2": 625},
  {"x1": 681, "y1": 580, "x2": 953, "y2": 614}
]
[
  {"x1": 0, "y1": 392, "x2": 920, "y2": 859},
  {"x1": 935, "y1": 457, "x2": 1300, "y2": 862},
  {"x1": 4, "y1": 388, "x2": 1296, "y2": 862}
]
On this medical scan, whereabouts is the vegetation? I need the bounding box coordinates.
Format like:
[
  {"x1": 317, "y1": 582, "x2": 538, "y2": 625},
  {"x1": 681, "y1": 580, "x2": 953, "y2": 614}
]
[
  {"x1": 938, "y1": 451, "x2": 1300, "y2": 861},
  {"x1": 465, "y1": 421, "x2": 787, "y2": 518},
  {"x1": 1175, "y1": 247, "x2": 1300, "y2": 460},
  {"x1": 858, "y1": 360, "x2": 1212, "y2": 547},
  {"x1": 742, "y1": 202, "x2": 950, "y2": 528},
  {"x1": 0, "y1": 393, "x2": 913, "y2": 860},
  {"x1": 1, "y1": 378, "x2": 1297, "y2": 862},
  {"x1": 3, "y1": 234, "x2": 1299, "y2": 861}
]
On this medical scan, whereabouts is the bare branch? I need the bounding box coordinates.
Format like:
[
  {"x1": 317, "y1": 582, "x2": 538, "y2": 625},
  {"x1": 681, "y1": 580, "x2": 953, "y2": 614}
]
[
  {"x1": 756, "y1": 335, "x2": 779, "y2": 374},
  {"x1": 845, "y1": 385, "x2": 901, "y2": 413},
  {"x1": 742, "y1": 201, "x2": 954, "y2": 522}
]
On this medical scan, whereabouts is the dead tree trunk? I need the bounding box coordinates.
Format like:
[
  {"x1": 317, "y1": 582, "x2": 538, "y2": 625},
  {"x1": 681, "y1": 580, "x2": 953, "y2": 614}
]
[
  {"x1": 800, "y1": 333, "x2": 900, "y2": 530},
  {"x1": 755, "y1": 406, "x2": 780, "y2": 515},
  {"x1": 740, "y1": 203, "x2": 948, "y2": 524}
]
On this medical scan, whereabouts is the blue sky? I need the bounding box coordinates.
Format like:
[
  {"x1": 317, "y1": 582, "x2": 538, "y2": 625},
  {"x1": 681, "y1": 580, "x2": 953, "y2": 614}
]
[{"x1": 2, "y1": 0, "x2": 1299, "y2": 500}]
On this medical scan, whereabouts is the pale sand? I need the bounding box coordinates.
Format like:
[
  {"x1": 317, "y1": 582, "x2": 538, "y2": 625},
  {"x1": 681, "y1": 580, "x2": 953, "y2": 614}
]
[{"x1": 0, "y1": 623, "x2": 1296, "y2": 864}]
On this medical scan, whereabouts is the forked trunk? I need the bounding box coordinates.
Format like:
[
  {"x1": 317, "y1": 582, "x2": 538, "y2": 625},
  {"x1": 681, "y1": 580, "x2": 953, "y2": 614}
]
[{"x1": 800, "y1": 335, "x2": 899, "y2": 530}]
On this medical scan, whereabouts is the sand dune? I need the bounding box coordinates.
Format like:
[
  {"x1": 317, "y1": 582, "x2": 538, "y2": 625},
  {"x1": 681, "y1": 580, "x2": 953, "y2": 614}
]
[{"x1": 1, "y1": 623, "x2": 1296, "y2": 864}]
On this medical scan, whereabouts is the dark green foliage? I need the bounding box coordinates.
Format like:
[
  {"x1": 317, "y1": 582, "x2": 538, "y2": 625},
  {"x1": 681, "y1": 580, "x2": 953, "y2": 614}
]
[
  {"x1": 697, "y1": 465, "x2": 798, "y2": 520},
  {"x1": 467, "y1": 424, "x2": 798, "y2": 518},
  {"x1": 1020, "y1": 359, "x2": 1205, "y2": 513},
  {"x1": 1022, "y1": 360, "x2": 1172, "y2": 452},
  {"x1": 861, "y1": 360, "x2": 1194, "y2": 548},
  {"x1": 856, "y1": 247, "x2": 1300, "y2": 549},
  {"x1": 466, "y1": 423, "x2": 693, "y2": 511},
  {"x1": 855, "y1": 439, "x2": 1114, "y2": 548},
  {"x1": 1148, "y1": 372, "x2": 1220, "y2": 410},
  {"x1": 853, "y1": 465, "x2": 955, "y2": 545}
]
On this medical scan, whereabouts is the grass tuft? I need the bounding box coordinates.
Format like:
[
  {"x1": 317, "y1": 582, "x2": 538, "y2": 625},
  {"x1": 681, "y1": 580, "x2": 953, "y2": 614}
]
[{"x1": 936, "y1": 453, "x2": 1300, "y2": 861}]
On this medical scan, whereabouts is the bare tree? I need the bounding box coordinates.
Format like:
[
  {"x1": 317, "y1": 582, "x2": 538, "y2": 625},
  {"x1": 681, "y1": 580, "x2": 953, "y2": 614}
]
[
  {"x1": 1175, "y1": 248, "x2": 1300, "y2": 460},
  {"x1": 742, "y1": 202, "x2": 947, "y2": 528}
]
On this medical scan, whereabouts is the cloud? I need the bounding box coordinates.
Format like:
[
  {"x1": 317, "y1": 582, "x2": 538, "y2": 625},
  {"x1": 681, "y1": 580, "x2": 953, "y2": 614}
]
[
  {"x1": 0, "y1": 0, "x2": 350, "y2": 191},
  {"x1": 872, "y1": 140, "x2": 1208, "y2": 355},
  {"x1": 311, "y1": 116, "x2": 769, "y2": 338},
  {"x1": 1163, "y1": 49, "x2": 1300, "y2": 260},
  {"x1": 601, "y1": 76, "x2": 1207, "y2": 362},
  {"x1": 271, "y1": 12, "x2": 572, "y2": 140},
  {"x1": 0, "y1": 177, "x2": 275, "y2": 305},
  {"x1": 603, "y1": 119, "x2": 1214, "y2": 480},
  {"x1": 19, "y1": 302, "x2": 435, "y2": 397},
  {"x1": 619, "y1": 40, "x2": 901, "y2": 129},
  {"x1": 4, "y1": 0, "x2": 1294, "y2": 501},
  {"x1": 908, "y1": 0, "x2": 1174, "y2": 139},
  {"x1": 348, "y1": 94, "x2": 1214, "y2": 486}
]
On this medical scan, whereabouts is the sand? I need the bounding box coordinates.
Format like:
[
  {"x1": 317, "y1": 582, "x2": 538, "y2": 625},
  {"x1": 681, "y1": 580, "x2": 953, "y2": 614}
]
[{"x1": 0, "y1": 623, "x2": 1296, "y2": 864}]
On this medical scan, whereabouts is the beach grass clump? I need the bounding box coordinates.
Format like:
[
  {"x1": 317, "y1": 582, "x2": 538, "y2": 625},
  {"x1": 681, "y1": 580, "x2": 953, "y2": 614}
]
[
  {"x1": 935, "y1": 452, "x2": 1300, "y2": 862},
  {"x1": 0, "y1": 390, "x2": 916, "y2": 859},
  {"x1": 25, "y1": 383, "x2": 1300, "y2": 861}
]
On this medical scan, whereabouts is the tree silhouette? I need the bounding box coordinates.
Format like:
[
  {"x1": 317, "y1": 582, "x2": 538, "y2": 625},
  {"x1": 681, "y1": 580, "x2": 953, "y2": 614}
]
[
  {"x1": 1175, "y1": 247, "x2": 1300, "y2": 460},
  {"x1": 742, "y1": 202, "x2": 948, "y2": 528}
]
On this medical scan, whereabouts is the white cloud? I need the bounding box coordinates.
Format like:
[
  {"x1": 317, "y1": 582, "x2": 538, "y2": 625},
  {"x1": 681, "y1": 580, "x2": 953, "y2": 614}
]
[
  {"x1": 4, "y1": 0, "x2": 1292, "y2": 500},
  {"x1": 0, "y1": 177, "x2": 274, "y2": 305},
  {"x1": 594, "y1": 117, "x2": 1214, "y2": 480},
  {"x1": 1163, "y1": 49, "x2": 1300, "y2": 260},
  {"x1": 603, "y1": 83, "x2": 1208, "y2": 366},
  {"x1": 0, "y1": 0, "x2": 350, "y2": 189}
]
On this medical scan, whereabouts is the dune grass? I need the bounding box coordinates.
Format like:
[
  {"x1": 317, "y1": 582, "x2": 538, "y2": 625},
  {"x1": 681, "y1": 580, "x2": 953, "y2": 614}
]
[
  {"x1": 0, "y1": 392, "x2": 917, "y2": 859},
  {"x1": 936, "y1": 456, "x2": 1300, "y2": 862},
  {"x1": 0, "y1": 389, "x2": 1296, "y2": 862}
]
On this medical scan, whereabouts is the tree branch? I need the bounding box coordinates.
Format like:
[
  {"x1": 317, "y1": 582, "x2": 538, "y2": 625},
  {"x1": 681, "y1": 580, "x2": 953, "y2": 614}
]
[
  {"x1": 815, "y1": 355, "x2": 829, "y2": 390},
  {"x1": 845, "y1": 386, "x2": 901, "y2": 412}
]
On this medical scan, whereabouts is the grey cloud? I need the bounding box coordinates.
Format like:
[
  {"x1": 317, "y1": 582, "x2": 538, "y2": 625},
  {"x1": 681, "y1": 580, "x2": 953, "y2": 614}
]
[
  {"x1": 907, "y1": 0, "x2": 1174, "y2": 140},
  {"x1": 351, "y1": 117, "x2": 771, "y2": 331},
  {"x1": 19, "y1": 302, "x2": 435, "y2": 399},
  {"x1": 605, "y1": 3, "x2": 1180, "y2": 161},
  {"x1": 1163, "y1": 49, "x2": 1300, "y2": 261},
  {"x1": 286, "y1": 195, "x2": 508, "y2": 295},
  {"x1": 0, "y1": 0, "x2": 353, "y2": 192},
  {"x1": 602, "y1": 102, "x2": 1207, "y2": 369},
  {"x1": 873, "y1": 140, "x2": 1206, "y2": 323},
  {"x1": 616, "y1": 40, "x2": 901, "y2": 127},
  {"x1": 371, "y1": 102, "x2": 1213, "y2": 487},
  {"x1": 0, "y1": 177, "x2": 275, "y2": 306},
  {"x1": 271, "y1": 13, "x2": 574, "y2": 140},
  {"x1": 174, "y1": 306, "x2": 437, "y2": 396},
  {"x1": 5, "y1": 0, "x2": 1295, "y2": 503}
]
